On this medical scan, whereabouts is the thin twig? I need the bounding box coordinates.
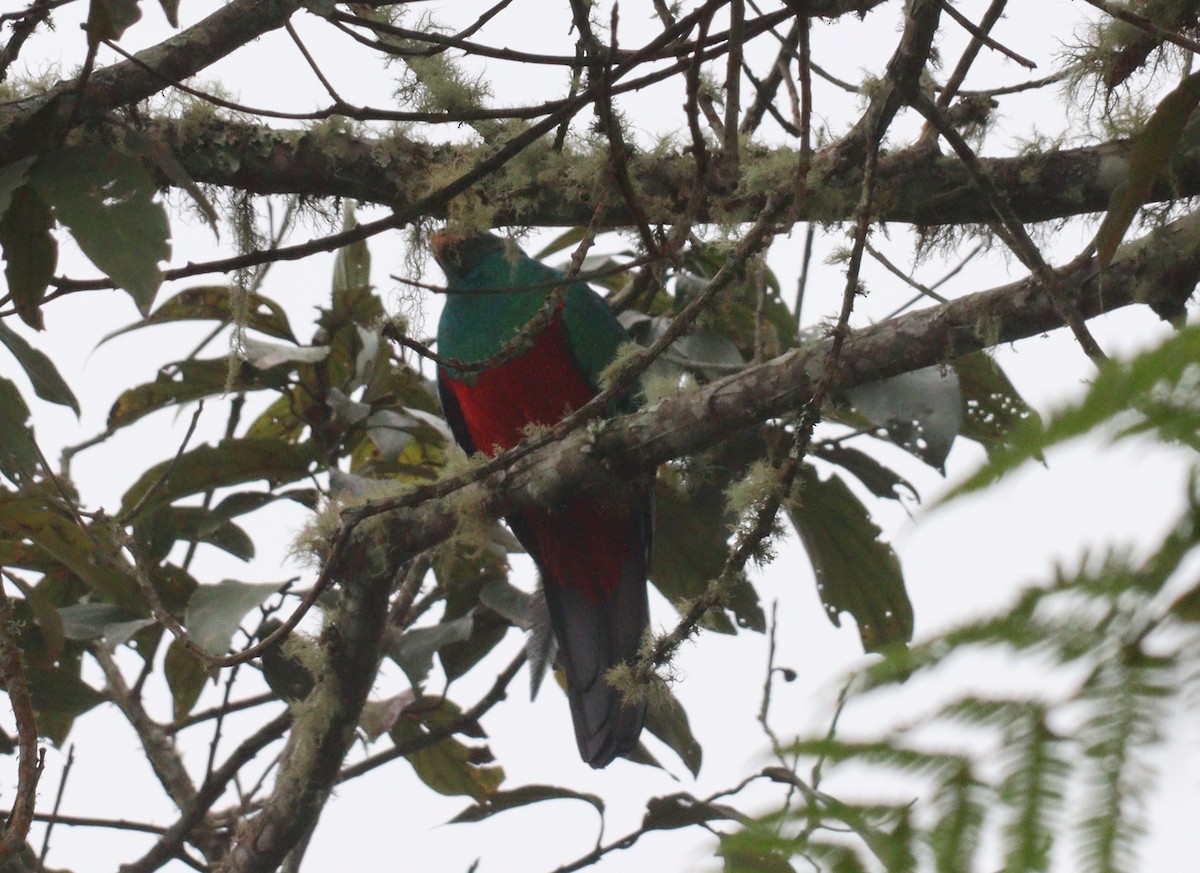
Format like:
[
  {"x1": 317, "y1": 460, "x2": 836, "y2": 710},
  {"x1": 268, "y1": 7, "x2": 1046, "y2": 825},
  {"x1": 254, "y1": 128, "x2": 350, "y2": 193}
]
[
  {"x1": 935, "y1": 0, "x2": 1035, "y2": 69},
  {"x1": 205, "y1": 662, "x2": 242, "y2": 782},
  {"x1": 757, "y1": 600, "x2": 784, "y2": 750},
  {"x1": 723, "y1": 0, "x2": 744, "y2": 169},
  {"x1": 121, "y1": 402, "x2": 205, "y2": 522},
  {"x1": 1080, "y1": 0, "x2": 1200, "y2": 55},
  {"x1": 39, "y1": 743, "x2": 73, "y2": 866},
  {"x1": 866, "y1": 241, "x2": 949, "y2": 305},
  {"x1": 913, "y1": 92, "x2": 1108, "y2": 362},
  {"x1": 168, "y1": 693, "x2": 277, "y2": 734},
  {"x1": 122, "y1": 711, "x2": 292, "y2": 873},
  {"x1": 284, "y1": 19, "x2": 344, "y2": 104},
  {"x1": 32, "y1": 811, "x2": 167, "y2": 835},
  {"x1": 0, "y1": 583, "x2": 43, "y2": 860},
  {"x1": 336, "y1": 646, "x2": 526, "y2": 783}
]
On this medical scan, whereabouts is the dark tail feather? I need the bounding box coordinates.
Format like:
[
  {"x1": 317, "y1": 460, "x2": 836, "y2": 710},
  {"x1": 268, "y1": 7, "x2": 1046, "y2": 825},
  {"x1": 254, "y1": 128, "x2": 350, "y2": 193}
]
[
  {"x1": 550, "y1": 574, "x2": 648, "y2": 767},
  {"x1": 513, "y1": 488, "x2": 652, "y2": 768}
]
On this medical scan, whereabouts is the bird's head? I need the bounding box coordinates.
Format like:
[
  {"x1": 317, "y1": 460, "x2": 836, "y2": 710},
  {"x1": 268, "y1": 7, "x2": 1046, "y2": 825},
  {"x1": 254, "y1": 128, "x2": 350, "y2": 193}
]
[{"x1": 431, "y1": 230, "x2": 506, "y2": 285}]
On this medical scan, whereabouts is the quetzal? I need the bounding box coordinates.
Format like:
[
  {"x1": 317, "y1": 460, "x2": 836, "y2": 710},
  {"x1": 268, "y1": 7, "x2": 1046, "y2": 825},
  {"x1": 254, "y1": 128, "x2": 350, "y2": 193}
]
[{"x1": 432, "y1": 230, "x2": 652, "y2": 768}]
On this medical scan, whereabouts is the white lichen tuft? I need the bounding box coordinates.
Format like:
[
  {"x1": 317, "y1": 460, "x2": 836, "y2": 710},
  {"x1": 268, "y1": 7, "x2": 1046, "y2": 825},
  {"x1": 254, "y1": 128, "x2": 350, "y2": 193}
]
[
  {"x1": 598, "y1": 341, "x2": 646, "y2": 391},
  {"x1": 724, "y1": 458, "x2": 780, "y2": 518},
  {"x1": 641, "y1": 370, "x2": 699, "y2": 406}
]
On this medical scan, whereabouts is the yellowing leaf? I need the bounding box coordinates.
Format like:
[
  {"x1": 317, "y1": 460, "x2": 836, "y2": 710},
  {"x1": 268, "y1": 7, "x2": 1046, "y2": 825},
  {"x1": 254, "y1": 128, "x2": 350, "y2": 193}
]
[
  {"x1": 86, "y1": 0, "x2": 142, "y2": 43},
  {"x1": 119, "y1": 439, "x2": 316, "y2": 518},
  {"x1": 1096, "y1": 71, "x2": 1200, "y2": 269},
  {"x1": 0, "y1": 185, "x2": 57, "y2": 331},
  {"x1": 165, "y1": 637, "x2": 210, "y2": 722}
]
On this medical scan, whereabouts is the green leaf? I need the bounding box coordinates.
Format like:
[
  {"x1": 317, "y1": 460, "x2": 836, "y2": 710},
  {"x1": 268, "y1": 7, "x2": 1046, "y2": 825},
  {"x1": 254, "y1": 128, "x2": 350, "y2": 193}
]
[
  {"x1": 449, "y1": 784, "x2": 604, "y2": 824},
  {"x1": 1170, "y1": 580, "x2": 1200, "y2": 622},
  {"x1": 1096, "y1": 71, "x2": 1200, "y2": 269},
  {"x1": 845, "y1": 366, "x2": 963, "y2": 471},
  {"x1": 8, "y1": 575, "x2": 65, "y2": 664},
  {"x1": 0, "y1": 185, "x2": 57, "y2": 331},
  {"x1": 58, "y1": 603, "x2": 138, "y2": 640},
  {"x1": 391, "y1": 698, "x2": 504, "y2": 801},
  {"x1": 432, "y1": 550, "x2": 512, "y2": 682},
  {"x1": 29, "y1": 145, "x2": 170, "y2": 314},
  {"x1": 787, "y1": 464, "x2": 913, "y2": 652},
  {"x1": 258, "y1": 619, "x2": 316, "y2": 702},
  {"x1": 107, "y1": 358, "x2": 264, "y2": 432},
  {"x1": 119, "y1": 438, "x2": 316, "y2": 518},
  {"x1": 244, "y1": 393, "x2": 309, "y2": 444},
  {"x1": 953, "y1": 351, "x2": 1040, "y2": 458},
  {"x1": 644, "y1": 688, "x2": 703, "y2": 776},
  {"x1": 943, "y1": 324, "x2": 1200, "y2": 502},
  {"x1": 478, "y1": 578, "x2": 538, "y2": 629},
  {"x1": 815, "y1": 444, "x2": 918, "y2": 502},
  {"x1": 194, "y1": 518, "x2": 255, "y2": 561},
  {"x1": 85, "y1": 0, "x2": 142, "y2": 43},
  {"x1": 533, "y1": 226, "x2": 590, "y2": 260},
  {"x1": 0, "y1": 494, "x2": 145, "y2": 607},
  {"x1": 242, "y1": 338, "x2": 330, "y2": 370},
  {"x1": 0, "y1": 377, "x2": 39, "y2": 482},
  {"x1": 440, "y1": 609, "x2": 510, "y2": 683},
  {"x1": 719, "y1": 832, "x2": 799, "y2": 873},
  {"x1": 123, "y1": 126, "x2": 212, "y2": 223},
  {"x1": 316, "y1": 211, "x2": 385, "y2": 391},
  {"x1": 300, "y1": 0, "x2": 338, "y2": 18},
  {"x1": 387, "y1": 615, "x2": 475, "y2": 686},
  {"x1": 214, "y1": 489, "x2": 319, "y2": 518},
  {"x1": 184, "y1": 579, "x2": 285, "y2": 655},
  {"x1": 23, "y1": 666, "x2": 106, "y2": 745},
  {"x1": 623, "y1": 312, "x2": 745, "y2": 380},
  {"x1": 360, "y1": 690, "x2": 417, "y2": 740},
  {"x1": 135, "y1": 505, "x2": 255, "y2": 565},
  {"x1": 165, "y1": 637, "x2": 210, "y2": 721},
  {"x1": 998, "y1": 708, "x2": 1068, "y2": 873},
  {"x1": 651, "y1": 473, "x2": 740, "y2": 634},
  {"x1": 365, "y1": 408, "x2": 451, "y2": 462},
  {"x1": 0, "y1": 322, "x2": 80, "y2": 414},
  {"x1": 407, "y1": 736, "x2": 504, "y2": 801},
  {"x1": 930, "y1": 762, "x2": 985, "y2": 873},
  {"x1": 155, "y1": 0, "x2": 179, "y2": 26},
  {"x1": 0, "y1": 158, "x2": 36, "y2": 215},
  {"x1": 101, "y1": 286, "x2": 298, "y2": 345}
]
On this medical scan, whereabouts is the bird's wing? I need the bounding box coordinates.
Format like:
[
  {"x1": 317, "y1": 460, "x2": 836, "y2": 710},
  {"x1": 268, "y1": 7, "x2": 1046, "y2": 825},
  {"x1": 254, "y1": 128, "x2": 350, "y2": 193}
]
[{"x1": 436, "y1": 368, "x2": 478, "y2": 456}]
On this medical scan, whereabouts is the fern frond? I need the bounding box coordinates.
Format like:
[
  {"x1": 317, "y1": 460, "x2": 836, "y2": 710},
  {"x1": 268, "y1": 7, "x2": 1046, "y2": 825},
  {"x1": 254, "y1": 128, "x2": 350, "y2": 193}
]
[
  {"x1": 788, "y1": 738, "x2": 964, "y2": 780},
  {"x1": 801, "y1": 839, "x2": 872, "y2": 873},
  {"x1": 1075, "y1": 649, "x2": 1168, "y2": 873},
  {"x1": 929, "y1": 760, "x2": 987, "y2": 873},
  {"x1": 998, "y1": 705, "x2": 1068, "y2": 873},
  {"x1": 937, "y1": 695, "x2": 1049, "y2": 729}
]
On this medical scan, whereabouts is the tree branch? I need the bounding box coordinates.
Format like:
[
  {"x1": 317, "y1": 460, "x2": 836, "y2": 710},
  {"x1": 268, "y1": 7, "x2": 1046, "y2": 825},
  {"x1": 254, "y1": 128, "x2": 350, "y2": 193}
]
[
  {"x1": 117, "y1": 116, "x2": 1178, "y2": 229},
  {"x1": 354, "y1": 208, "x2": 1200, "y2": 572},
  {"x1": 216, "y1": 561, "x2": 391, "y2": 871},
  {"x1": 121, "y1": 711, "x2": 291, "y2": 873},
  {"x1": 0, "y1": 0, "x2": 303, "y2": 164}
]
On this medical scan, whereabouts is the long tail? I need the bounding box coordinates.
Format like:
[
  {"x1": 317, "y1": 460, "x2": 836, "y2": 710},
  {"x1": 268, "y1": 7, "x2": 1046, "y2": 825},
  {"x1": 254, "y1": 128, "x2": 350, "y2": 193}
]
[{"x1": 513, "y1": 492, "x2": 652, "y2": 768}]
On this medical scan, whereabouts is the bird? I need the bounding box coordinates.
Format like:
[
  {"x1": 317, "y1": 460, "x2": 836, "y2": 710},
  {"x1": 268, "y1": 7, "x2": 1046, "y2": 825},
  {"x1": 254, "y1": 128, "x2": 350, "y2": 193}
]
[{"x1": 432, "y1": 230, "x2": 652, "y2": 768}]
